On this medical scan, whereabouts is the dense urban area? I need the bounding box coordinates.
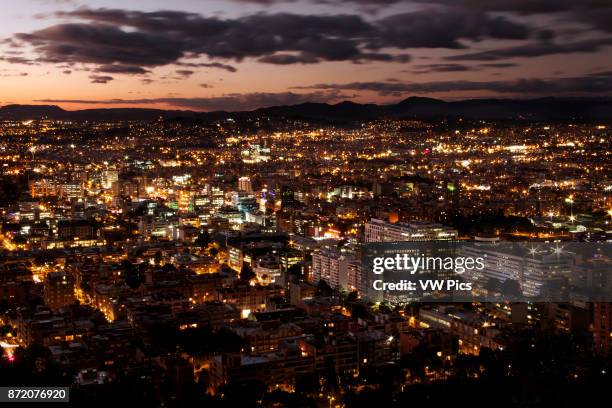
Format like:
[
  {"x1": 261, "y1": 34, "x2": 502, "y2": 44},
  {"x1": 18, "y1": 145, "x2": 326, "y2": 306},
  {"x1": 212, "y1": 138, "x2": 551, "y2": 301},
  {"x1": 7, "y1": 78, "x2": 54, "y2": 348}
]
[{"x1": 0, "y1": 115, "x2": 610, "y2": 407}]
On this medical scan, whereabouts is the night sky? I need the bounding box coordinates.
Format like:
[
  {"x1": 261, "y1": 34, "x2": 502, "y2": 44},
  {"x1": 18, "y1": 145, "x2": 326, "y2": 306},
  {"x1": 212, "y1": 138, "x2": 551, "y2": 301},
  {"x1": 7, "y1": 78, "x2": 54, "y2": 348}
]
[{"x1": 1, "y1": 0, "x2": 611, "y2": 111}]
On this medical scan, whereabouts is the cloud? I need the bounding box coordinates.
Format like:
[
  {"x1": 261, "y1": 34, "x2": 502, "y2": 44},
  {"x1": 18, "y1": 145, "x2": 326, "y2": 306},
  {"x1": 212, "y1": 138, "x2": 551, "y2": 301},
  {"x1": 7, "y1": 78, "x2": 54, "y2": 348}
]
[
  {"x1": 175, "y1": 69, "x2": 194, "y2": 78},
  {"x1": 230, "y1": 0, "x2": 612, "y2": 33},
  {"x1": 574, "y1": 8, "x2": 612, "y2": 33},
  {"x1": 35, "y1": 91, "x2": 349, "y2": 111},
  {"x1": 175, "y1": 62, "x2": 237, "y2": 73},
  {"x1": 404, "y1": 61, "x2": 518, "y2": 75},
  {"x1": 368, "y1": 9, "x2": 533, "y2": 50},
  {"x1": 412, "y1": 0, "x2": 609, "y2": 15},
  {"x1": 411, "y1": 0, "x2": 580, "y2": 14},
  {"x1": 228, "y1": 0, "x2": 282, "y2": 3},
  {"x1": 407, "y1": 63, "x2": 477, "y2": 74},
  {"x1": 10, "y1": 7, "x2": 538, "y2": 75},
  {"x1": 0, "y1": 56, "x2": 38, "y2": 65},
  {"x1": 478, "y1": 63, "x2": 519, "y2": 68},
  {"x1": 257, "y1": 54, "x2": 319, "y2": 65},
  {"x1": 0, "y1": 72, "x2": 28, "y2": 77},
  {"x1": 446, "y1": 38, "x2": 612, "y2": 61},
  {"x1": 200, "y1": 83, "x2": 213, "y2": 88},
  {"x1": 412, "y1": 0, "x2": 612, "y2": 33},
  {"x1": 222, "y1": 0, "x2": 405, "y2": 7},
  {"x1": 230, "y1": 0, "x2": 401, "y2": 5},
  {"x1": 258, "y1": 51, "x2": 410, "y2": 65},
  {"x1": 88, "y1": 74, "x2": 113, "y2": 83},
  {"x1": 294, "y1": 72, "x2": 612, "y2": 95},
  {"x1": 15, "y1": 23, "x2": 185, "y2": 66},
  {"x1": 95, "y1": 64, "x2": 150, "y2": 74}
]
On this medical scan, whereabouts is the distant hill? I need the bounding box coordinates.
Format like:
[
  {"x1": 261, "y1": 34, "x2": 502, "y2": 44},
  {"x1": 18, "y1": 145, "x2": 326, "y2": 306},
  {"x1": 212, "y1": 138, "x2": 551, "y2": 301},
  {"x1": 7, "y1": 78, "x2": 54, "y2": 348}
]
[
  {"x1": 254, "y1": 97, "x2": 612, "y2": 122},
  {"x1": 2, "y1": 97, "x2": 612, "y2": 122},
  {"x1": 0, "y1": 104, "x2": 67, "y2": 119}
]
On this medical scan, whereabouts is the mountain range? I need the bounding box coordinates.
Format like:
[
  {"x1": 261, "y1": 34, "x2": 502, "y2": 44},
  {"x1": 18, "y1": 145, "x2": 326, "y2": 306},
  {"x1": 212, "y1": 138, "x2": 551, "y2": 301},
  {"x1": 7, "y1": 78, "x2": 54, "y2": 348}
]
[{"x1": 1, "y1": 97, "x2": 611, "y2": 123}]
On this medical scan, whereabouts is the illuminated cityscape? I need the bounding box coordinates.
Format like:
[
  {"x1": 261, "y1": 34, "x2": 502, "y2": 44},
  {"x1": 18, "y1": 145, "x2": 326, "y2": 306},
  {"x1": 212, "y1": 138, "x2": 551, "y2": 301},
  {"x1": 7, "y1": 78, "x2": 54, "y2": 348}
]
[
  {"x1": 0, "y1": 0, "x2": 611, "y2": 406},
  {"x1": 0, "y1": 112, "x2": 610, "y2": 406}
]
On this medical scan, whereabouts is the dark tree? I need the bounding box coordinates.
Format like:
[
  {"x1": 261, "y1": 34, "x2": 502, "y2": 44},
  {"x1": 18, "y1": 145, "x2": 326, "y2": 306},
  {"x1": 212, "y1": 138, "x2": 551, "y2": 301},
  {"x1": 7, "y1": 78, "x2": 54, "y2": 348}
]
[
  {"x1": 346, "y1": 290, "x2": 358, "y2": 303},
  {"x1": 500, "y1": 279, "x2": 522, "y2": 299},
  {"x1": 195, "y1": 230, "x2": 211, "y2": 248},
  {"x1": 122, "y1": 260, "x2": 144, "y2": 289},
  {"x1": 154, "y1": 250, "x2": 163, "y2": 266},
  {"x1": 161, "y1": 263, "x2": 177, "y2": 273},
  {"x1": 287, "y1": 263, "x2": 303, "y2": 278},
  {"x1": 220, "y1": 380, "x2": 266, "y2": 408},
  {"x1": 315, "y1": 279, "x2": 333, "y2": 297},
  {"x1": 240, "y1": 264, "x2": 256, "y2": 282},
  {"x1": 350, "y1": 302, "x2": 370, "y2": 319}
]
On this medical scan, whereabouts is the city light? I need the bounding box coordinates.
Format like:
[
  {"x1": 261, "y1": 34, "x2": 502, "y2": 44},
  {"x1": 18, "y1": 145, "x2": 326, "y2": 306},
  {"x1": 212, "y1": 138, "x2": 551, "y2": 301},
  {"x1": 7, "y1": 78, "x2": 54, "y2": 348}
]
[{"x1": 0, "y1": 0, "x2": 610, "y2": 405}]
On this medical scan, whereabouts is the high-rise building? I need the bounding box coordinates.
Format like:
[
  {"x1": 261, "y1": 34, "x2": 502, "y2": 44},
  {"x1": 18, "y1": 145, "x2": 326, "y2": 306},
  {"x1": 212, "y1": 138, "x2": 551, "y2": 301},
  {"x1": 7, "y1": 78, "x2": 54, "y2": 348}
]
[
  {"x1": 238, "y1": 176, "x2": 253, "y2": 193},
  {"x1": 30, "y1": 178, "x2": 60, "y2": 197},
  {"x1": 311, "y1": 247, "x2": 354, "y2": 290},
  {"x1": 43, "y1": 271, "x2": 75, "y2": 310},
  {"x1": 460, "y1": 244, "x2": 574, "y2": 297},
  {"x1": 60, "y1": 182, "x2": 84, "y2": 200},
  {"x1": 593, "y1": 303, "x2": 612, "y2": 356},
  {"x1": 347, "y1": 259, "x2": 363, "y2": 294},
  {"x1": 102, "y1": 169, "x2": 119, "y2": 189},
  {"x1": 364, "y1": 218, "x2": 458, "y2": 242},
  {"x1": 209, "y1": 185, "x2": 225, "y2": 209},
  {"x1": 280, "y1": 186, "x2": 296, "y2": 209},
  {"x1": 231, "y1": 192, "x2": 258, "y2": 215}
]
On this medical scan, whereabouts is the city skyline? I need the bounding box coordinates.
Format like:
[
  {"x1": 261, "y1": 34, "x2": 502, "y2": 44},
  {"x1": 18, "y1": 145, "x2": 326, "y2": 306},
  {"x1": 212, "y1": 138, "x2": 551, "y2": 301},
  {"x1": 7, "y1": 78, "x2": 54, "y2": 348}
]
[
  {"x1": 1, "y1": 0, "x2": 612, "y2": 111},
  {"x1": 0, "y1": 2, "x2": 611, "y2": 403}
]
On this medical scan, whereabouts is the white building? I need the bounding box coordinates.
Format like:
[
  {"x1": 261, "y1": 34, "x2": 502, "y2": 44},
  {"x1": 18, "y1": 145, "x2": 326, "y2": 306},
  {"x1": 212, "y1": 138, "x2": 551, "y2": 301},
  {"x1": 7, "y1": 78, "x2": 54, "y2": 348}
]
[
  {"x1": 460, "y1": 244, "x2": 575, "y2": 297},
  {"x1": 364, "y1": 218, "x2": 458, "y2": 242},
  {"x1": 311, "y1": 247, "x2": 354, "y2": 290}
]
